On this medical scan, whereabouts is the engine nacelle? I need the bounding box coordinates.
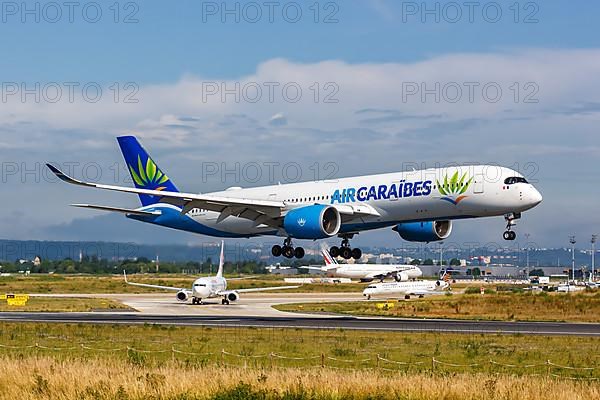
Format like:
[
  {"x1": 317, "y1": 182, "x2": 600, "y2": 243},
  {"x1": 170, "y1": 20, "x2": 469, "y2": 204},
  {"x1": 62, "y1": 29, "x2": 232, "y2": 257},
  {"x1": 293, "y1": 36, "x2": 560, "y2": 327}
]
[
  {"x1": 176, "y1": 290, "x2": 189, "y2": 302},
  {"x1": 395, "y1": 271, "x2": 409, "y2": 282},
  {"x1": 283, "y1": 205, "x2": 341, "y2": 239},
  {"x1": 393, "y1": 220, "x2": 452, "y2": 242},
  {"x1": 227, "y1": 292, "x2": 239, "y2": 302}
]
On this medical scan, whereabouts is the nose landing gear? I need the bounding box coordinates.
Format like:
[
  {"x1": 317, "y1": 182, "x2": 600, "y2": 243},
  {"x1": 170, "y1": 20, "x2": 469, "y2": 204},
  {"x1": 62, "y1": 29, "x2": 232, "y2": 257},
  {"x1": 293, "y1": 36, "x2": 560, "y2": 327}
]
[
  {"x1": 329, "y1": 236, "x2": 362, "y2": 260},
  {"x1": 271, "y1": 237, "x2": 305, "y2": 259},
  {"x1": 503, "y1": 212, "x2": 520, "y2": 241}
]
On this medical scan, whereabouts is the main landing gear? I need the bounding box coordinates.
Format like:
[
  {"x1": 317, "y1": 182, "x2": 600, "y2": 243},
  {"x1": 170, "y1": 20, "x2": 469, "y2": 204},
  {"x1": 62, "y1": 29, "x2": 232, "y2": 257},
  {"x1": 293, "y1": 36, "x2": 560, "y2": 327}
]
[
  {"x1": 191, "y1": 298, "x2": 202, "y2": 305},
  {"x1": 329, "y1": 236, "x2": 362, "y2": 260},
  {"x1": 502, "y1": 212, "x2": 520, "y2": 241},
  {"x1": 221, "y1": 298, "x2": 230, "y2": 305},
  {"x1": 271, "y1": 237, "x2": 305, "y2": 259}
]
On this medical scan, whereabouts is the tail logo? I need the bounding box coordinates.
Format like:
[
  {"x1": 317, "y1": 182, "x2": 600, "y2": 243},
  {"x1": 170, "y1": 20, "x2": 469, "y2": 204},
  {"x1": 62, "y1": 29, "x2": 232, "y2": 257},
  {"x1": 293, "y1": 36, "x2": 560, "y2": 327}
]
[
  {"x1": 128, "y1": 155, "x2": 170, "y2": 190},
  {"x1": 437, "y1": 171, "x2": 473, "y2": 205}
]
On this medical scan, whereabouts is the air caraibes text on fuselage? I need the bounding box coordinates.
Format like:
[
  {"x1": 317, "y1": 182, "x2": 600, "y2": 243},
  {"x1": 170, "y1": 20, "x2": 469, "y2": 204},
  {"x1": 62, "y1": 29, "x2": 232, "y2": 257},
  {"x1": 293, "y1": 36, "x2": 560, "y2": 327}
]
[{"x1": 330, "y1": 180, "x2": 433, "y2": 204}]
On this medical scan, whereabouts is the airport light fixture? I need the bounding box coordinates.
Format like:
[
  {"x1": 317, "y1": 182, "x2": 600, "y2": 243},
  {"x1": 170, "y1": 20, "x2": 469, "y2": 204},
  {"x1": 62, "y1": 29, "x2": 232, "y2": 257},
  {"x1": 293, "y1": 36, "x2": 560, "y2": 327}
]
[
  {"x1": 592, "y1": 235, "x2": 597, "y2": 282},
  {"x1": 524, "y1": 233, "x2": 531, "y2": 275},
  {"x1": 569, "y1": 236, "x2": 576, "y2": 282}
]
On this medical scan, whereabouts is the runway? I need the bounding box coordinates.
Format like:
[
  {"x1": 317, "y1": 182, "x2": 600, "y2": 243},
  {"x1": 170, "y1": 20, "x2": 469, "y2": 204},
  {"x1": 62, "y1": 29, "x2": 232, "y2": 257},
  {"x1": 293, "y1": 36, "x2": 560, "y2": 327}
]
[{"x1": 2, "y1": 312, "x2": 599, "y2": 336}]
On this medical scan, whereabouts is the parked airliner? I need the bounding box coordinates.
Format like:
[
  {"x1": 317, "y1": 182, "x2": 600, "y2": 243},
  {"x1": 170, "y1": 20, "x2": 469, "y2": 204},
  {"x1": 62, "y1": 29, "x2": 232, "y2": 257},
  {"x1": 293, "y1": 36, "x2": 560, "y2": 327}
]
[
  {"x1": 363, "y1": 274, "x2": 451, "y2": 300},
  {"x1": 306, "y1": 244, "x2": 422, "y2": 282},
  {"x1": 123, "y1": 241, "x2": 298, "y2": 304},
  {"x1": 47, "y1": 136, "x2": 542, "y2": 259}
]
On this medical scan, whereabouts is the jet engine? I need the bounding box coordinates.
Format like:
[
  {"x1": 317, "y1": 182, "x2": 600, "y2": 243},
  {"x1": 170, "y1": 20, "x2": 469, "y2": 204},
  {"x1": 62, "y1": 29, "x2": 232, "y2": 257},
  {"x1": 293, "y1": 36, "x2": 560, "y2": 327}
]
[
  {"x1": 395, "y1": 271, "x2": 409, "y2": 282},
  {"x1": 176, "y1": 290, "x2": 189, "y2": 302},
  {"x1": 227, "y1": 292, "x2": 239, "y2": 302},
  {"x1": 393, "y1": 221, "x2": 452, "y2": 242},
  {"x1": 283, "y1": 205, "x2": 341, "y2": 239}
]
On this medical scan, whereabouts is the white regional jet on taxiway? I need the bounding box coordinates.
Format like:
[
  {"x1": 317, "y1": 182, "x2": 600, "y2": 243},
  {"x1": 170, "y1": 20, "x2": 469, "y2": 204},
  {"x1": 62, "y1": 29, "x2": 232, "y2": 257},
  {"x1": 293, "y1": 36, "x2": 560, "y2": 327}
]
[
  {"x1": 306, "y1": 244, "x2": 423, "y2": 282},
  {"x1": 124, "y1": 241, "x2": 298, "y2": 305},
  {"x1": 363, "y1": 273, "x2": 451, "y2": 300},
  {"x1": 48, "y1": 136, "x2": 542, "y2": 261}
]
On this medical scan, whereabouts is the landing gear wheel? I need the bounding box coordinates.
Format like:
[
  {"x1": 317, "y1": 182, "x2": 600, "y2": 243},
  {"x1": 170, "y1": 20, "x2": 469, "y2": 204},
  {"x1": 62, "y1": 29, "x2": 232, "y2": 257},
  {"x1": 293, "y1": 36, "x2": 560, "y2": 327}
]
[
  {"x1": 340, "y1": 247, "x2": 352, "y2": 260},
  {"x1": 282, "y1": 246, "x2": 294, "y2": 259},
  {"x1": 271, "y1": 245, "x2": 282, "y2": 257},
  {"x1": 405, "y1": 295, "x2": 411, "y2": 300},
  {"x1": 192, "y1": 298, "x2": 197, "y2": 305},
  {"x1": 222, "y1": 298, "x2": 230, "y2": 305},
  {"x1": 351, "y1": 248, "x2": 362, "y2": 260},
  {"x1": 503, "y1": 212, "x2": 520, "y2": 241},
  {"x1": 367, "y1": 295, "x2": 371, "y2": 300},
  {"x1": 503, "y1": 231, "x2": 516, "y2": 240},
  {"x1": 329, "y1": 246, "x2": 340, "y2": 258},
  {"x1": 294, "y1": 247, "x2": 305, "y2": 259}
]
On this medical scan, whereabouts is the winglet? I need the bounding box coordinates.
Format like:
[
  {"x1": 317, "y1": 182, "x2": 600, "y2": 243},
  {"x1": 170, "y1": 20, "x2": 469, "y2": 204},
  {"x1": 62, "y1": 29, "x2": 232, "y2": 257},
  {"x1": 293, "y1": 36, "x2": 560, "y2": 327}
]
[
  {"x1": 123, "y1": 270, "x2": 128, "y2": 283},
  {"x1": 46, "y1": 164, "x2": 88, "y2": 186}
]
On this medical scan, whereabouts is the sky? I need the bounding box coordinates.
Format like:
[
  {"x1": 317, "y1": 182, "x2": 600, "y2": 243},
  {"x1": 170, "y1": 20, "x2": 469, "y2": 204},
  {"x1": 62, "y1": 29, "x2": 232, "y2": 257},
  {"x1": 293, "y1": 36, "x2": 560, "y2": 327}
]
[{"x1": 1, "y1": 0, "x2": 599, "y2": 250}]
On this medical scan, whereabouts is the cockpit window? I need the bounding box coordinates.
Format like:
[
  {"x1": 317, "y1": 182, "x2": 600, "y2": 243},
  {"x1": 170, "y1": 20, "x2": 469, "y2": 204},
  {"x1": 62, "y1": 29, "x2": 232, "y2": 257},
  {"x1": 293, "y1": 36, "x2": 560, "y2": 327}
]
[
  {"x1": 366, "y1": 285, "x2": 376, "y2": 289},
  {"x1": 504, "y1": 177, "x2": 528, "y2": 185},
  {"x1": 194, "y1": 284, "x2": 206, "y2": 287}
]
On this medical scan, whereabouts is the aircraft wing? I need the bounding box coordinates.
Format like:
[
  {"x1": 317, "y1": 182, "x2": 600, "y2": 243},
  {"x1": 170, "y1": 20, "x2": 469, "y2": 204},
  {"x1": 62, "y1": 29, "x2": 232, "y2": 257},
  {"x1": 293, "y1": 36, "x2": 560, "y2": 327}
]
[
  {"x1": 217, "y1": 285, "x2": 299, "y2": 295},
  {"x1": 407, "y1": 288, "x2": 447, "y2": 296},
  {"x1": 47, "y1": 164, "x2": 380, "y2": 227},
  {"x1": 226, "y1": 276, "x2": 258, "y2": 281},
  {"x1": 364, "y1": 270, "x2": 397, "y2": 280},
  {"x1": 72, "y1": 204, "x2": 162, "y2": 216},
  {"x1": 304, "y1": 266, "x2": 332, "y2": 272},
  {"x1": 123, "y1": 271, "x2": 190, "y2": 293},
  {"x1": 47, "y1": 164, "x2": 284, "y2": 227}
]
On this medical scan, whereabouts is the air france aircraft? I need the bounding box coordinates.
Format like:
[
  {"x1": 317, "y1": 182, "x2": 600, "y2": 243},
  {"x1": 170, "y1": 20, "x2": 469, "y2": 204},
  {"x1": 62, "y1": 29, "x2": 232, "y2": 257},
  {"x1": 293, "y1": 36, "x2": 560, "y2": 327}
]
[
  {"x1": 123, "y1": 241, "x2": 298, "y2": 304},
  {"x1": 306, "y1": 245, "x2": 423, "y2": 282},
  {"x1": 363, "y1": 274, "x2": 451, "y2": 300},
  {"x1": 47, "y1": 136, "x2": 542, "y2": 260}
]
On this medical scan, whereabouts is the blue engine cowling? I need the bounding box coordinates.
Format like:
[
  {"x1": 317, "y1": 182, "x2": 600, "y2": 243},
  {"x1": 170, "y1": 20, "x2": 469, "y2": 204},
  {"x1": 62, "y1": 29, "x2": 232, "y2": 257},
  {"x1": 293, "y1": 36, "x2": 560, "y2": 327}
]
[
  {"x1": 283, "y1": 205, "x2": 341, "y2": 239},
  {"x1": 393, "y1": 220, "x2": 452, "y2": 242}
]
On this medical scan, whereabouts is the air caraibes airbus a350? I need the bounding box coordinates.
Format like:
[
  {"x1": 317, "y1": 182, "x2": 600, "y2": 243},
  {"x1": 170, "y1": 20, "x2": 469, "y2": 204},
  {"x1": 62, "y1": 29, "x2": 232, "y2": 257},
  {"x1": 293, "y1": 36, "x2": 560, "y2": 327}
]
[{"x1": 47, "y1": 136, "x2": 542, "y2": 260}]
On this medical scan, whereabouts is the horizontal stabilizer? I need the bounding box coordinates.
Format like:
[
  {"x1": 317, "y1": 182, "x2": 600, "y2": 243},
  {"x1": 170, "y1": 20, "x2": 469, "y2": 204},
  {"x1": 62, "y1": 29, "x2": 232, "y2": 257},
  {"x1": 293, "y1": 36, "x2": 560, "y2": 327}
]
[{"x1": 71, "y1": 204, "x2": 162, "y2": 216}]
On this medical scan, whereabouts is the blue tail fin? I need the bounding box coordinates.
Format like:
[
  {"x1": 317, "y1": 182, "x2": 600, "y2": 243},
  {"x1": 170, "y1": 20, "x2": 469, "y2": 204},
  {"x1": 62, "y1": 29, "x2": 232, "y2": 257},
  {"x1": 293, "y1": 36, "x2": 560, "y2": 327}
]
[{"x1": 117, "y1": 136, "x2": 179, "y2": 206}]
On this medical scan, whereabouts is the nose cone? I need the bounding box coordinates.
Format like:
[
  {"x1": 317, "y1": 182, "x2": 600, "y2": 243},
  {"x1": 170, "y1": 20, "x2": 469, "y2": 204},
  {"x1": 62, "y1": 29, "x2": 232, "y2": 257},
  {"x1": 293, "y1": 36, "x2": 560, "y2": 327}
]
[{"x1": 529, "y1": 186, "x2": 543, "y2": 207}]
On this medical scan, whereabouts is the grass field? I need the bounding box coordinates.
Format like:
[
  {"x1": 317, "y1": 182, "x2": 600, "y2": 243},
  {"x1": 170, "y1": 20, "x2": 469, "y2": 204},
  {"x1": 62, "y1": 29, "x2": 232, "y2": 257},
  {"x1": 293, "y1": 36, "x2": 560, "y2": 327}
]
[
  {"x1": 0, "y1": 323, "x2": 598, "y2": 399},
  {"x1": 0, "y1": 297, "x2": 132, "y2": 312},
  {"x1": 275, "y1": 291, "x2": 600, "y2": 322}
]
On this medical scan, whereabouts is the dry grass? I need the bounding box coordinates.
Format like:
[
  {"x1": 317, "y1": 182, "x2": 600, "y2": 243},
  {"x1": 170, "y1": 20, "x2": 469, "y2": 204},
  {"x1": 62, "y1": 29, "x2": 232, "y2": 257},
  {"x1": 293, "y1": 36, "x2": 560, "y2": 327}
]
[
  {"x1": 276, "y1": 291, "x2": 600, "y2": 322},
  {"x1": 0, "y1": 297, "x2": 132, "y2": 312},
  {"x1": 0, "y1": 323, "x2": 598, "y2": 399},
  {"x1": 0, "y1": 356, "x2": 598, "y2": 400}
]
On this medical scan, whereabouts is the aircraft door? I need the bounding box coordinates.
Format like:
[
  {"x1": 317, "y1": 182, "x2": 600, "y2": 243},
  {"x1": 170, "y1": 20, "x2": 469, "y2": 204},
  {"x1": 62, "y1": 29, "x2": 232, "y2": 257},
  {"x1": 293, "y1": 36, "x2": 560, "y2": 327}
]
[{"x1": 473, "y1": 174, "x2": 484, "y2": 194}]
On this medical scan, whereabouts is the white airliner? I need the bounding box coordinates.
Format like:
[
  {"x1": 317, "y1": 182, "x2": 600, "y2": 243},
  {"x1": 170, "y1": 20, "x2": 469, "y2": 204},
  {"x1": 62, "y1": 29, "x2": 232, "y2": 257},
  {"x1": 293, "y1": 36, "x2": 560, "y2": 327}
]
[
  {"x1": 123, "y1": 241, "x2": 298, "y2": 305},
  {"x1": 363, "y1": 274, "x2": 450, "y2": 300},
  {"x1": 47, "y1": 136, "x2": 542, "y2": 260},
  {"x1": 307, "y1": 245, "x2": 423, "y2": 282}
]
